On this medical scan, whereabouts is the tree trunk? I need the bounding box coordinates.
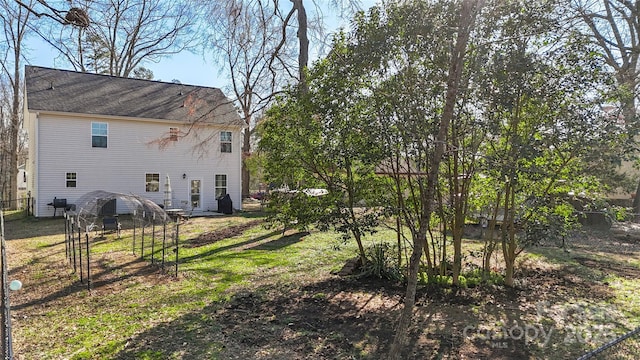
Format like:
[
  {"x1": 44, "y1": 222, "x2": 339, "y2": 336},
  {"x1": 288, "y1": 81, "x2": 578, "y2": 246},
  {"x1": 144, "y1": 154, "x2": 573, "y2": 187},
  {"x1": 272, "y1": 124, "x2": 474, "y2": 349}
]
[
  {"x1": 242, "y1": 118, "x2": 251, "y2": 199},
  {"x1": 291, "y1": 0, "x2": 309, "y2": 92},
  {"x1": 452, "y1": 225, "x2": 463, "y2": 285},
  {"x1": 483, "y1": 192, "x2": 502, "y2": 273},
  {"x1": 388, "y1": 228, "x2": 428, "y2": 360},
  {"x1": 9, "y1": 38, "x2": 22, "y2": 210},
  {"x1": 504, "y1": 255, "x2": 515, "y2": 286},
  {"x1": 397, "y1": 216, "x2": 403, "y2": 268},
  {"x1": 388, "y1": 1, "x2": 483, "y2": 357}
]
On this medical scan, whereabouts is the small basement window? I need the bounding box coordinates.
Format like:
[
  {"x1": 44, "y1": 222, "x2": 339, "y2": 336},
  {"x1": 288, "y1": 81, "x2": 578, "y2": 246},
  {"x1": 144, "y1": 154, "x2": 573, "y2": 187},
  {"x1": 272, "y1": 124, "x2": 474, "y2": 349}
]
[{"x1": 66, "y1": 172, "x2": 77, "y2": 188}]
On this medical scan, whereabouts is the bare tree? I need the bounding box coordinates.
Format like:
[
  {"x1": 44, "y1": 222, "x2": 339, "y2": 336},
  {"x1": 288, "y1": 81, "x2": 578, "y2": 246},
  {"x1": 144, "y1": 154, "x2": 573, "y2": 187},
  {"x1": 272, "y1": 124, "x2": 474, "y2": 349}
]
[
  {"x1": 32, "y1": 0, "x2": 197, "y2": 78},
  {"x1": 14, "y1": 0, "x2": 89, "y2": 27},
  {"x1": 570, "y1": 0, "x2": 640, "y2": 212},
  {"x1": 267, "y1": 0, "x2": 360, "y2": 91},
  {"x1": 204, "y1": 0, "x2": 296, "y2": 198},
  {"x1": 200, "y1": 0, "x2": 358, "y2": 197},
  {"x1": 0, "y1": 0, "x2": 32, "y2": 209}
]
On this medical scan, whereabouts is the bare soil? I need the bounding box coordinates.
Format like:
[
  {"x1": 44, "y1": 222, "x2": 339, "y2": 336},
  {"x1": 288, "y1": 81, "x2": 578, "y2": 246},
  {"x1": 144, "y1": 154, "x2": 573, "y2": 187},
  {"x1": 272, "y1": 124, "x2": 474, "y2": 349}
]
[
  {"x1": 116, "y1": 228, "x2": 640, "y2": 359},
  {"x1": 183, "y1": 219, "x2": 264, "y2": 248}
]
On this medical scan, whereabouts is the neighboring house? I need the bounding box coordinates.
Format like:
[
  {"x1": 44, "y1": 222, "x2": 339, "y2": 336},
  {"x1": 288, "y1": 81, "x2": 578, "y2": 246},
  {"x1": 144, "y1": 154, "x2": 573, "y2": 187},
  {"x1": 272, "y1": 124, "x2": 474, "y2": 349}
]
[
  {"x1": 24, "y1": 66, "x2": 244, "y2": 217},
  {"x1": 17, "y1": 164, "x2": 28, "y2": 210},
  {"x1": 17, "y1": 164, "x2": 27, "y2": 193}
]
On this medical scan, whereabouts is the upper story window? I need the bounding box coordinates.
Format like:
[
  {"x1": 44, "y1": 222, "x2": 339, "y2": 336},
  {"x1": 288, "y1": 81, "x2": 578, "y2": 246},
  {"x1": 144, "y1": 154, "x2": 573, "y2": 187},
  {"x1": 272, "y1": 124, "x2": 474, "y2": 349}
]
[
  {"x1": 145, "y1": 173, "x2": 160, "y2": 192},
  {"x1": 92, "y1": 122, "x2": 108, "y2": 148},
  {"x1": 220, "y1": 131, "x2": 232, "y2": 153},
  {"x1": 169, "y1": 127, "x2": 179, "y2": 141},
  {"x1": 66, "y1": 172, "x2": 77, "y2": 188}
]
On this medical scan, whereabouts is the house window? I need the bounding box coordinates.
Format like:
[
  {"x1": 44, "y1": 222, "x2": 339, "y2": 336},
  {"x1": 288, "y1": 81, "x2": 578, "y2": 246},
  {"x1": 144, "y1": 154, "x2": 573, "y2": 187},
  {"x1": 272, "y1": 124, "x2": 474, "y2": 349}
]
[
  {"x1": 169, "y1": 127, "x2": 179, "y2": 141},
  {"x1": 215, "y1": 174, "x2": 227, "y2": 198},
  {"x1": 92, "y1": 122, "x2": 108, "y2": 148},
  {"x1": 66, "y1": 172, "x2": 77, "y2": 188},
  {"x1": 220, "y1": 131, "x2": 232, "y2": 153},
  {"x1": 145, "y1": 173, "x2": 160, "y2": 192}
]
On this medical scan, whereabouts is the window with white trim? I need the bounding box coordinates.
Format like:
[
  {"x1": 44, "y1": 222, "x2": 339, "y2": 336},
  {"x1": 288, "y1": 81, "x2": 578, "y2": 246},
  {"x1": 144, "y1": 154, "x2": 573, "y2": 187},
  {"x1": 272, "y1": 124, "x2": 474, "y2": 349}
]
[
  {"x1": 145, "y1": 173, "x2": 160, "y2": 192},
  {"x1": 169, "y1": 127, "x2": 179, "y2": 141},
  {"x1": 66, "y1": 172, "x2": 77, "y2": 188},
  {"x1": 215, "y1": 174, "x2": 227, "y2": 198},
  {"x1": 92, "y1": 122, "x2": 108, "y2": 148},
  {"x1": 220, "y1": 131, "x2": 232, "y2": 153}
]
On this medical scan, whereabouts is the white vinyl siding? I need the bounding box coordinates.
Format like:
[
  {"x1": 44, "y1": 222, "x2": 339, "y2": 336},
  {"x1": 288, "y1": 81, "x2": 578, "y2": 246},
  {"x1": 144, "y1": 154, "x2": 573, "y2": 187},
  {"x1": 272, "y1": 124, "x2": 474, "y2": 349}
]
[{"x1": 31, "y1": 114, "x2": 242, "y2": 216}]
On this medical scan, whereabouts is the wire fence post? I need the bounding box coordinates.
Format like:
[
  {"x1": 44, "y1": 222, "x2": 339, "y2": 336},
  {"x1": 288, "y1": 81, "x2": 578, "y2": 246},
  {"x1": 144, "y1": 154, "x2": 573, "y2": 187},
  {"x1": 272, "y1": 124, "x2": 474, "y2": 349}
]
[
  {"x1": 78, "y1": 225, "x2": 83, "y2": 283},
  {"x1": 162, "y1": 222, "x2": 166, "y2": 271},
  {"x1": 175, "y1": 221, "x2": 179, "y2": 277},
  {"x1": 132, "y1": 210, "x2": 136, "y2": 255},
  {"x1": 85, "y1": 233, "x2": 91, "y2": 291},
  {"x1": 151, "y1": 213, "x2": 155, "y2": 264},
  {"x1": 141, "y1": 211, "x2": 145, "y2": 259},
  {"x1": 71, "y1": 217, "x2": 77, "y2": 273},
  {"x1": 1, "y1": 208, "x2": 14, "y2": 359}
]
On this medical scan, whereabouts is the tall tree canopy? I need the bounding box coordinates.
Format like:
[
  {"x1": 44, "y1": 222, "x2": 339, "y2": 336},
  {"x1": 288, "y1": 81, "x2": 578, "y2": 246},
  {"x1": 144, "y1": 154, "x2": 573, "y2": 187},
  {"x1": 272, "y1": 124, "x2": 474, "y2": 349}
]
[
  {"x1": 258, "y1": 1, "x2": 630, "y2": 357},
  {"x1": 31, "y1": 0, "x2": 198, "y2": 77},
  {"x1": 570, "y1": 0, "x2": 640, "y2": 211},
  {"x1": 1, "y1": 0, "x2": 32, "y2": 208}
]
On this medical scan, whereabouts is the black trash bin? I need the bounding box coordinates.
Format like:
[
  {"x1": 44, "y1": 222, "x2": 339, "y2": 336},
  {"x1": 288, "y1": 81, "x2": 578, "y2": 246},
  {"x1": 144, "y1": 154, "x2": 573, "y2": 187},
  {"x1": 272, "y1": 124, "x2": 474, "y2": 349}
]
[{"x1": 217, "y1": 194, "x2": 233, "y2": 214}]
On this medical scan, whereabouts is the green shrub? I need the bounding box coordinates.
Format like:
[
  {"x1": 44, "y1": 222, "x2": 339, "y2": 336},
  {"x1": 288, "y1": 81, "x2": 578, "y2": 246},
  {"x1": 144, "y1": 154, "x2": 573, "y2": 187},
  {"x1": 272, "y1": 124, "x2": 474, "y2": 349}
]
[{"x1": 359, "y1": 243, "x2": 403, "y2": 282}]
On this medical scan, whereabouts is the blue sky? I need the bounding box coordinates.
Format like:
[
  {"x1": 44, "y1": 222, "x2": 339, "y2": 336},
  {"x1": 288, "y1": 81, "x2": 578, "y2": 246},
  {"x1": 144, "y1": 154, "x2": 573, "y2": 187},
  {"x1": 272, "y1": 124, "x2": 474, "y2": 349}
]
[{"x1": 26, "y1": 1, "x2": 378, "y2": 89}]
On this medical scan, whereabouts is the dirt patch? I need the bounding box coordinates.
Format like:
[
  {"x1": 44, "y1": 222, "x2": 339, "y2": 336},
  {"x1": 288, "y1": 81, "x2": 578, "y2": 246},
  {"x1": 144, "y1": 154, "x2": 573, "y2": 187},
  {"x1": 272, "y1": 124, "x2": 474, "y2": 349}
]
[
  {"x1": 210, "y1": 277, "x2": 538, "y2": 359},
  {"x1": 183, "y1": 219, "x2": 264, "y2": 248},
  {"x1": 572, "y1": 256, "x2": 640, "y2": 279}
]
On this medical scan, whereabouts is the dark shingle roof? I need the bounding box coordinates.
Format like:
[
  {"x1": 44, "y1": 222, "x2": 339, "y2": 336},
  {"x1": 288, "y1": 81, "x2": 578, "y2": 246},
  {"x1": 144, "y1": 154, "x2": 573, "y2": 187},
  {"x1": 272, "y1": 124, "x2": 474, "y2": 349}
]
[{"x1": 25, "y1": 66, "x2": 243, "y2": 126}]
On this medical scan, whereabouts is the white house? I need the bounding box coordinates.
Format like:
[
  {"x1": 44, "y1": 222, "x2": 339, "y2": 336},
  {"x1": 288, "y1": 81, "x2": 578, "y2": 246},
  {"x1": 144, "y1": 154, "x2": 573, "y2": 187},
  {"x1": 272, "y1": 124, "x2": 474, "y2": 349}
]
[
  {"x1": 24, "y1": 66, "x2": 244, "y2": 217},
  {"x1": 17, "y1": 164, "x2": 27, "y2": 193}
]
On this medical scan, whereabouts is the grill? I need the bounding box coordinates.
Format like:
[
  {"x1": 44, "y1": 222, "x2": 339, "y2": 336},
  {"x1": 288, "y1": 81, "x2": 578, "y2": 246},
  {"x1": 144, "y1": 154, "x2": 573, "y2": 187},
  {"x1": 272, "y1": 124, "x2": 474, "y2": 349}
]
[{"x1": 47, "y1": 197, "x2": 73, "y2": 216}]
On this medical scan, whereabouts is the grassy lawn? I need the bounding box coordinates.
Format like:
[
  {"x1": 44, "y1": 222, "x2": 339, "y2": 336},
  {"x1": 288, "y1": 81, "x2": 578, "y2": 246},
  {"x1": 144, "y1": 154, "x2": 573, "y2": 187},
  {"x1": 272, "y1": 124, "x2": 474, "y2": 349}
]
[{"x1": 3, "y1": 208, "x2": 640, "y2": 359}]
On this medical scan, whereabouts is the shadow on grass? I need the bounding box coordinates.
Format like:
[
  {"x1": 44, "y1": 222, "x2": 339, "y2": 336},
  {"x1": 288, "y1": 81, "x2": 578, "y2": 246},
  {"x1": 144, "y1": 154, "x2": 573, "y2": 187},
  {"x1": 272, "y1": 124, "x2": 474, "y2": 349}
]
[
  {"x1": 179, "y1": 230, "x2": 282, "y2": 264},
  {"x1": 111, "y1": 279, "x2": 400, "y2": 359},
  {"x1": 4, "y1": 216, "x2": 66, "y2": 240},
  {"x1": 11, "y1": 257, "x2": 155, "y2": 311},
  {"x1": 249, "y1": 231, "x2": 309, "y2": 250}
]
